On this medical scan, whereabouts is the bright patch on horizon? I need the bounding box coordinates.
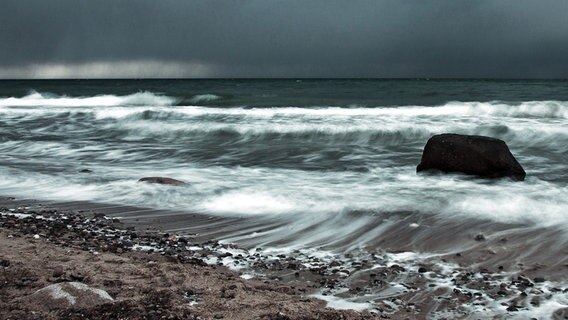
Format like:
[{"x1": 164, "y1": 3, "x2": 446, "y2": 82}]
[{"x1": 0, "y1": 60, "x2": 215, "y2": 79}]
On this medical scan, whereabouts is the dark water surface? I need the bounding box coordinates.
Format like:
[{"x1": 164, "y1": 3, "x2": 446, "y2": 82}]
[{"x1": 2, "y1": 78, "x2": 568, "y2": 107}]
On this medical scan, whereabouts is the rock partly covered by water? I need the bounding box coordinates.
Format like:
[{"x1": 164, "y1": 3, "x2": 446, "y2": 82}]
[
  {"x1": 138, "y1": 177, "x2": 186, "y2": 185},
  {"x1": 417, "y1": 134, "x2": 526, "y2": 181},
  {"x1": 22, "y1": 282, "x2": 114, "y2": 311}
]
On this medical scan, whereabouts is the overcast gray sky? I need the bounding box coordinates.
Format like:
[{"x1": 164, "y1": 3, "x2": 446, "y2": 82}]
[{"x1": 1, "y1": 0, "x2": 567, "y2": 78}]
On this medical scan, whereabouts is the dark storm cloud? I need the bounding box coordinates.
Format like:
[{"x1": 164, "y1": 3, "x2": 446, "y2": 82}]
[{"x1": 1, "y1": 0, "x2": 567, "y2": 78}]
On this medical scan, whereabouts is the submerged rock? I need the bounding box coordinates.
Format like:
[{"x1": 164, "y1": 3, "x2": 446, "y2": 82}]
[
  {"x1": 138, "y1": 177, "x2": 186, "y2": 186},
  {"x1": 22, "y1": 282, "x2": 113, "y2": 311},
  {"x1": 416, "y1": 134, "x2": 526, "y2": 181},
  {"x1": 474, "y1": 234, "x2": 486, "y2": 241},
  {"x1": 553, "y1": 308, "x2": 568, "y2": 320}
]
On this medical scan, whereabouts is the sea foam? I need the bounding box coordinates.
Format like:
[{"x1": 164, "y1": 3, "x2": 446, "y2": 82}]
[
  {"x1": 189, "y1": 94, "x2": 221, "y2": 103},
  {"x1": 0, "y1": 91, "x2": 177, "y2": 107}
]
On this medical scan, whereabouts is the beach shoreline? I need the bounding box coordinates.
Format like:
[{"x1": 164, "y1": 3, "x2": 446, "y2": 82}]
[
  {"x1": 2, "y1": 196, "x2": 567, "y2": 319},
  {"x1": 0, "y1": 197, "x2": 378, "y2": 320}
]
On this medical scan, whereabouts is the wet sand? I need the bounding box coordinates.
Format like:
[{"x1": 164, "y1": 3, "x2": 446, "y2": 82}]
[{"x1": 1, "y1": 196, "x2": 568, "y2": 319}]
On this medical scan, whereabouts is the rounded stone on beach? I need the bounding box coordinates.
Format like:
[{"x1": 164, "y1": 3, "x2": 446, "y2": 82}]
[
  {"x1": 0, "y1": 259, "x2": 10, "y2": 268},
  {"x1": 22, "y1": 282, "x2": 114, "y2": 311},
  {"x1": 52, "y1": 266, "x2": 65, "y2": 278},
  {"x1": 534, "y1": 277, "x2": 545, "y2": 283}
]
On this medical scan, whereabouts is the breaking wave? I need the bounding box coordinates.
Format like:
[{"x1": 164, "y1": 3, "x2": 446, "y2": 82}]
[
  {"x1": 0, "y1": 92, "x2": 567, "y2": 119},
  {"x1": 189, "y1": 94, "x2": 221, "y2": 103},
  {"x1": 0, "y1": 91, "x2": 178, "y2": 107},
  {"x1": 165, "y1": 101, "x2": 568, "y2": 119},
  {"x1": 1, "y1": 96, "x2": 567, "y2": 156}
]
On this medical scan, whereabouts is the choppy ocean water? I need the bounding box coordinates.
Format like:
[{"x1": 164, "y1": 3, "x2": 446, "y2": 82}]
[{"x1": 1, "y1": 79, "x2": 567, "y2": 317}]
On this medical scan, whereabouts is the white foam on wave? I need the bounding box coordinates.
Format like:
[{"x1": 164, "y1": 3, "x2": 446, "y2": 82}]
[
  {"x1": 104, "y1": 117, "x2": 440, "y2": 138},
  {"x1": 198, "y1": 191, "x2": 299, "y2": 215},
  {"x1": 471, "y1": 100, "x2": 568, "y2": 119},
  {"x1": 194, "y1": 167, "x2": 568, "y2": 236},
  {"x1": 310, "y1": 290, "x2": 373, "y2": 311},
  {"x1": 0, "y1": 91, "x2": 177, "y2": 107},
  {"x1": 103, "y1": 113, "x2": 566, "y2": 139},
  {"x1": 165, "y1": 101, "x2": 568, "y2": 119},
  {"x1": 446, "y1": 189, "x2": 568, "y2": 227},
  {"x1": 2, "y1": 97, "x2": 567, "y2": 119},
  {"x1": 1, "y1": 159, "x2": 567, "y2": 232},
  {"x1": 394, "y1": 172, "x2": 568, "y2": 228},
  {"x1": 189, "y1": 94, "x2": 220, "y2": 103},
  {"x1": 2, "y1": 98, "x2": 567, "y2": 152}
]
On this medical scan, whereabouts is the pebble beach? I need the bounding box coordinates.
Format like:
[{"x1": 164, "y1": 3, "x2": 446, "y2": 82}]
[{"x1": 2, "y1": 196, "x2": 567, "y2": 319}]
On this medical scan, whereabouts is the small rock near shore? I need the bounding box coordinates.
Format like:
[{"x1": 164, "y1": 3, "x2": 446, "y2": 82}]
[
  {"x1": 553, "y1": 307, "x2": 568, "y2": 319},
  {"x1": 138, "y1": 177, "x2": 186, "y2": 186},
  {"x1": 474, "y1": 234, "x2": 486, "y2": 241},
  {"x1": 52, "y1": 266, "x2": 65, "y2": 278},
  {"x1": 534, "y1": 277, "x2": 546, "y2": 283}
]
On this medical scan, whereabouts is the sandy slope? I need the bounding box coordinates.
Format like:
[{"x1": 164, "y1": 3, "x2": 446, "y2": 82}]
[{"x1": 0, "y1": 228, "x2": 377, "y2": 320}]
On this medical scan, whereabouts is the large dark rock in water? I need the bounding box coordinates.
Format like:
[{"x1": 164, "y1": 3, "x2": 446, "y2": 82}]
[
  {"x1": 138, "y1": 177, "x2": 186, "y2": 185},
  {"x1": 416, "y1": 134, "x2": 526, "y2": 181}
]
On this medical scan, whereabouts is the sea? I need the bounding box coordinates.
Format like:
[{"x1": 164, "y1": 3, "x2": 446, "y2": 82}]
[{"x1": 0, "y1": 79, "x2": 567, "y2": 318}]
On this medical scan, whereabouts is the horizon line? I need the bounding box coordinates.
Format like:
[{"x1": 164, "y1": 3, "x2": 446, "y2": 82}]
[{"x1": 1, "y1": 77, "x2": 567, "y2": 81}]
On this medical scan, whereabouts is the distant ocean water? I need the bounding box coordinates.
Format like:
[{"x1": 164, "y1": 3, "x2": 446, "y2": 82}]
[{"x1": 1, "y1": 79, "x2": 567, "y2": 316}]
